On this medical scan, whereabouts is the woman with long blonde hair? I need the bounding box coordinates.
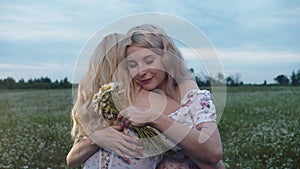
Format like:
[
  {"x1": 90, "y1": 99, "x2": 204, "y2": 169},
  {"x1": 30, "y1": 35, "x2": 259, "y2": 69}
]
[
  {"x1": 118, "y1": 24, "x2": 225, "y2": 169},
  {"x1": 67, "y1": 33, "x2": 152, "y2": 168}
]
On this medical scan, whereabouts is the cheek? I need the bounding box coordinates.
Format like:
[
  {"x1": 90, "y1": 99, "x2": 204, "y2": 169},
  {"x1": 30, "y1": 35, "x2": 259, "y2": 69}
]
[
  {"x1": 154, "y1": 69, "x2": 167, "y2": 79},
  {"x1": 155, "y1": 60, "x2": 166, "y2": 72},
  {"x1": 128, "y1": 68, "x2": 137, "y2": 78}
]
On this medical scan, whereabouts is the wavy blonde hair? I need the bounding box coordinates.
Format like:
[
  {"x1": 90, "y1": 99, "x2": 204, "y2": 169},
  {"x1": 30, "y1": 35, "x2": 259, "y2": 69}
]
[
  {"x1": 71, "y1": 33, "x2": 124, "y2": 139},
  {"x1": 119, "y1": 24, "x2": 193, "y2": 104}
]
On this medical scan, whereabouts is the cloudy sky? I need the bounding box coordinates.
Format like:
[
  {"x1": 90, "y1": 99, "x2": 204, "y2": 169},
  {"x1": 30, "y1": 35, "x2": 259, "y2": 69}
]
[{"x1": 0, "y1": 0, "x2": 299, "y2": 84}]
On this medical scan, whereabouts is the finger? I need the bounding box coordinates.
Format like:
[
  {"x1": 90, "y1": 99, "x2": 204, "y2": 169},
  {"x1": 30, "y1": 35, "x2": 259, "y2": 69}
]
[
  {"x1": 111, "y1": 127, "x2": 140, "y2": 145},
  {"x1": 130, "y1": 122, "x2": 143, "y2": 127},
  {"x1": 118, "y1": 115, "x2": 128, "y2": 124},
  {"x1": 120, "y1": 122, "x2": 126, "y2": 130},
  {"x1": 117, "y1": 113, "x2": 123, "y2": 120},
  {"x1": 115, "y1": 149, "x2": 131, "y2": 164},
  {"x1": 118, "y1": 143, "x2": 142, "y2": 159},
  {"x1": 122, "y1": 134, "x2": 140, "y2": 145},
  {"x1": 111, "y1": 125, "x2": 122, "y2": 130},
  {"x1": 112, "y1": 124, "x2": 125, "y2": 131},
  {"x1": 122, "y1": 140, "x2": 144, "y2": 154}
]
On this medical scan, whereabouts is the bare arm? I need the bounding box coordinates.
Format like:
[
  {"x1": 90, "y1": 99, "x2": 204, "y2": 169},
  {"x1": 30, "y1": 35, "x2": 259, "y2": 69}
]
[
  {"x1": 119, "y1": 81, "x2": 223, "y2": 164},
  {"x1": 151, "y1": 116, "x2": 223, "y2": 164},
  {"x1": 66, "y1": 125, "x2": 142, "y2": 167},
  {"x1": 120, "y1": 106, "x2": 223, "y2": 164},
  {"x1": 66, "y1": 137, "x2": 98, "y2": 168}
]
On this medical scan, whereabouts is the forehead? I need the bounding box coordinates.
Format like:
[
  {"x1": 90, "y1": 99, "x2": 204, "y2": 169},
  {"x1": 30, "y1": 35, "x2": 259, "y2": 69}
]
[{"x1": 126, "y1": 45, "x2": 159, "y2": 60}]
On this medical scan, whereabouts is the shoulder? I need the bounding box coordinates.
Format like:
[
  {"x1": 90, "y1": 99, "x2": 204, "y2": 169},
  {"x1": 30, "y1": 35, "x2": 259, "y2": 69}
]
[
  {"x1": 176, "y1": 80, "x2": 199, "y2": 99},
  {"x1": 131, "y1": 89, "x2": 151, "y2": 107}
]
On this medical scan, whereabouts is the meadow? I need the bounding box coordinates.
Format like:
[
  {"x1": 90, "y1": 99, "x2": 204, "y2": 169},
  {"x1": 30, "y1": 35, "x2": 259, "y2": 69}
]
[{"x1": 0, "y1": 86, "x2": 299, "y2": 168}]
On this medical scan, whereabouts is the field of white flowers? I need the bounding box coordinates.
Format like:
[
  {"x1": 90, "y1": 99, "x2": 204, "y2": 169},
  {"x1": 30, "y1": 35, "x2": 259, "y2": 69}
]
[
  {"x1": 0, "y1": 89, "x2": 73, "y2": 168},
  {"x1": 0, "y1": 87, "x2": 299, "y2": 168},
  {"x1": 220, "y1": 86, "x2": 299, "y2": 168}
]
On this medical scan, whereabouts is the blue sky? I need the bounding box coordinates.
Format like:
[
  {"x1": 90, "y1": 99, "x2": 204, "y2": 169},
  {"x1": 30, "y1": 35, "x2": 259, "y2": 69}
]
[{"x1": 0, "y1": 0, "x2": 299, "y2": 84}]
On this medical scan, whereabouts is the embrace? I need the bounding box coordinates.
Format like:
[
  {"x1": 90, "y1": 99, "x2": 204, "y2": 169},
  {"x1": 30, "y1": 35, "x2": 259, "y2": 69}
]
[{"x1": 66, "y1": 24, "x2": 225, "y2": 169}]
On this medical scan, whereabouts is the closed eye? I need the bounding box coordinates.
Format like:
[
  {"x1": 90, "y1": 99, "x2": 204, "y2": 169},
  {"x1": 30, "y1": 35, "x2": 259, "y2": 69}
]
[
  {"x1": 144, "y1": 55, "x2": 154, "y2": 64},
  {"x1": 127, "y1": 61, "x2": 137, "y2": 68}
]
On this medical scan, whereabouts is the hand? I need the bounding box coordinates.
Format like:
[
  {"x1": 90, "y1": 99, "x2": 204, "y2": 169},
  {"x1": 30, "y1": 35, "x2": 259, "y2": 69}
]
[
  {"x1": 118, "y1": 106, "x2": 162, "y2": 128},
  {"x1": 118, "y1": 90, "x2": 169, "y2": 128},
  {"x1": 89, "y1": 125, "x2": 143, "y2": 164}
]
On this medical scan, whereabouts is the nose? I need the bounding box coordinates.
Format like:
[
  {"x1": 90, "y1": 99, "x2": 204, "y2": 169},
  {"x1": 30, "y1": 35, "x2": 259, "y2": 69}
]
[{"x1": 137, "y1": 68, "x2": 147, "y2": 78}]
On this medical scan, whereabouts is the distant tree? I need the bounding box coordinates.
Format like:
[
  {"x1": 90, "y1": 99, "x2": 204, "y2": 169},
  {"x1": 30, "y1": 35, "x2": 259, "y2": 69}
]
[
  {"x1": 226, "y1": 76, "x2": 234, "y2": 86},
  {"x1": 59, "y1": 77, "x2": 72, "y2": 88},
  {"x1": 16, "y1": 78, "x2": 25, "y2": 88},
  {"x1": 3, "y1": 77, "x2": 16, "y2": 89},
  {"x1": 290, "y1": 69, "x2": 300, "y2": 86},
  {"x1": 189, "y1": 68, "x2": 211, "y2": 87},
  {"x1": 226, "y1": 73, "x2": 243, "y2": 86},
  {"x1": 291, "y1": 71, "x2": 297, "y2": 85},
  {"x1": 263, "y1": 80, "x2": 267, "y2": 86},
  {"x1": 274, "y1": 74, "x2": 289, "y2": 85},
  {"x1": 297, "y1": 70, "x2": 300, "y2": 85},
  {"x1": 215, "y1": 72, "x2": 226, "y2": 85},
  {"x1": 234, "y1": 73, "x2": 242, "y2": 85}
]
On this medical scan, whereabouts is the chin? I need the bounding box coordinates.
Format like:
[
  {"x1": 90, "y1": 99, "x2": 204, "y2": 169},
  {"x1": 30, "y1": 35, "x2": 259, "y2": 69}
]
[{"x1": 142, "y1": 85, "x2": 155, "y2": 91}]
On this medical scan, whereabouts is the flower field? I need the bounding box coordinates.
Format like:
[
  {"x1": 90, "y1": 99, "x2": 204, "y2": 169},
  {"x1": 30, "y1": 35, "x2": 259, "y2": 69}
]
[
  {"x1": 0, "y1": 86, "x2": 299, "y2": 168},
  {"x1": 219, "y1": 86, "x2": 299, "y2": 168}
]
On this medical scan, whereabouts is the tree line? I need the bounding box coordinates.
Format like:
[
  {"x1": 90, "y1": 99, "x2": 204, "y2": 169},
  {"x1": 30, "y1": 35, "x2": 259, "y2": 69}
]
[
  {"x1": 190, "y1": 68, "x2": 300, "y2": 86},
  {"x1": 0, "y1": 77, "x2": 72, "y2": 89},
  {"x1": 1, "y1": 68, "x2": 299, "y2": 89}
]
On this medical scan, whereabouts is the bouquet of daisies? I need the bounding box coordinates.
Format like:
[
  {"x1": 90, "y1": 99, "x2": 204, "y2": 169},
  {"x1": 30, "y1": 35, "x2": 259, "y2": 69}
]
[{"x1": 92, "y1": 82, "x2": 168, "y2": 155}]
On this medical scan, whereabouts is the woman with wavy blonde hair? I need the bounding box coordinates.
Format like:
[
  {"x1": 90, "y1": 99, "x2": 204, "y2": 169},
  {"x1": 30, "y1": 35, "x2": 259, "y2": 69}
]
[
  {"x1": 118, "y1": 24, "x2": 225, "y2": 169},
  {"x1": 70, "y1": 33, "x2": 124, "y2": 140},
  {"x1": 67, "y1": 33, "x2": 150, "y2": 168}
]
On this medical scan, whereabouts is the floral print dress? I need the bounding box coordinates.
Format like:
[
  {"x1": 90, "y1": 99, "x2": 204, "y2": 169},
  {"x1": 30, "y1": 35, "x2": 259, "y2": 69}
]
[
  {"x1": 157, "y1": 89, "x2": 217, "y2": 169},
  {"x1": 83, "y1": 89, "x2": 216, "y2": 169}
]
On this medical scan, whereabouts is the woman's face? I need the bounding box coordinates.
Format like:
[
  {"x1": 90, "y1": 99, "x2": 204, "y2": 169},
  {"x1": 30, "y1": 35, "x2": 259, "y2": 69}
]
[{"x1": 126, "y1": 45, "x2": 167, "y2": 91}]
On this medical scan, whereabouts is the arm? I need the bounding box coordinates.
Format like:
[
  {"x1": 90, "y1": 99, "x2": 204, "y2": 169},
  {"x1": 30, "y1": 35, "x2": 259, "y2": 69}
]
[
  {"x1": 66, "y1": 125, "x2": 142, "y2": 167},
  {"x1": 120, "y1": 107, "x2": 223, "y2": 164},
  {"x1": 66, "y1": 137, "x2": 99, "y2": 168},
  {"x1": 151, "y1": 116, "x2": 223, "y2": 164},
  {"x1": 119, "y1": 81, "x2": 223, "y2": 164}
]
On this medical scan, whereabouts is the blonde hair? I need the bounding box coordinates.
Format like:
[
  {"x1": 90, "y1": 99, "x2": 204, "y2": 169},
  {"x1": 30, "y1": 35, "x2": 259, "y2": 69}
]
[
  {"x1": 120, "y1": 24, "x2": 193, "y2": 104},
  {"x1": 71, "y1": 33, "x2": 124, "y2": 139}
]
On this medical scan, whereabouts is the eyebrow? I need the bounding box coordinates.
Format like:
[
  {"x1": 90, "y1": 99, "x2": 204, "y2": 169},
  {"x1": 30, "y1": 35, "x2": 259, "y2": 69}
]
[{"x1": 143, "y1": 55, "x2": 153, "y2": 60}]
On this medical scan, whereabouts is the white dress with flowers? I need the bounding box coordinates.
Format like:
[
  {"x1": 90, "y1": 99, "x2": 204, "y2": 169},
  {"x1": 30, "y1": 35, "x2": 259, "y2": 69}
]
[
  {"x1": 158, "y1": 89, "x2": 217, "y2": 169},
  {"x1": 83, "y1": 89, "x2": 216, "y2": 169}
]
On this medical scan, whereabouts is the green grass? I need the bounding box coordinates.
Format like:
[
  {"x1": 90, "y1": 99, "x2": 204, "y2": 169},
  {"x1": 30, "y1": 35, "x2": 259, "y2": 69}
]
[
  {"x1": 219, "y1": 86, "x2": 300, "y2": 168},
  {"x1": 0, "y1": 89, "x2": 74, "y2": 168},
  {"x1": 0, "y1": 87, "x2": 299, "y2": 168}
]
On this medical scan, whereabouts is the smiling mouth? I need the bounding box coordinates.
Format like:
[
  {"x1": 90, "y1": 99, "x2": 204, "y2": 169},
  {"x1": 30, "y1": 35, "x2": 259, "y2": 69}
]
[{"x1": 140, "y1": 78, "x2": 152, "y2": 84}]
